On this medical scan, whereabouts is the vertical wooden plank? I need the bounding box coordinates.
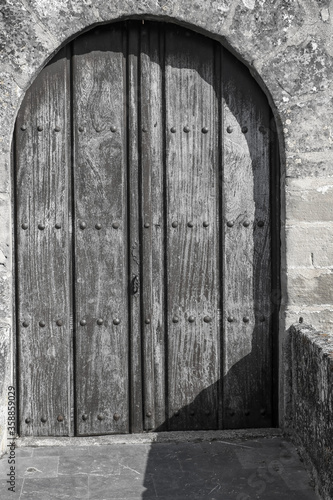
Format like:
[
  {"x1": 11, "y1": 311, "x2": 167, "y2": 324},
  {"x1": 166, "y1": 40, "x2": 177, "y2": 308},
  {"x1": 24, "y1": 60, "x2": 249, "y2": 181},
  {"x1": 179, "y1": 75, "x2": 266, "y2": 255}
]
[
  {"x1": 16, "y1": 48, "x2": 72, "y2": 436},
  {"x1": 222, "y1": 48, "x2": 273, "y2": 428},
  {"x1": 165, "y1": 26, "x2": 221, "y2": 430},
  {"x1": 73, "y1": 25, "x2": 129, "y2": 435},
  {"x1": 127, "y1": 21, "x2": 143, "y2": 433},
  {"x1": 140, "y1": 23, "x2": 166, "y2": 431}
]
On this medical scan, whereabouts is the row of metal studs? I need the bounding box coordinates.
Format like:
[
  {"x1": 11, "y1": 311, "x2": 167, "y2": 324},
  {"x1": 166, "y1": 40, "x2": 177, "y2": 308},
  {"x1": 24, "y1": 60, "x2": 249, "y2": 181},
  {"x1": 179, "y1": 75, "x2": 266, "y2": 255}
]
[
  {"x1": 25, "y1": 408, "x2": 267, "y2": 424},
  {"x1": 21, "y1": 222, "x2": 120, "y2": 230},
  {"x1": 172, "y1": 316, "x2": 212, "y2": 323},
  {"x1": 20, "y1": 125, "x2": 267, "y2": 134},
  {"x1": 227, "y1": 316, "x2": 266, "y2": 323},
  {"x1": 21, "y1": 319, "x2": 121, "y2": 328},
  {"x1": 25, "y1": 413, "x2": 122, "y2": 424},
  {"x1": 21, "y1": 316, "x2": 265, "y2": 327},
  {"x1": 21, "y1": 221, "x2": 265, "y2": 230},
  {"x1": 227, "y1": 220, "x2": 265, "y2": 227}
]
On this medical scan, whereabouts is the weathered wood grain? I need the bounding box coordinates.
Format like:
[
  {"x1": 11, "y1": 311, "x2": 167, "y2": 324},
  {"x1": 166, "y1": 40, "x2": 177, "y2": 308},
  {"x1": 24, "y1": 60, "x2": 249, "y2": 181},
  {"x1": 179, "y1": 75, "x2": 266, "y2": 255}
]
[
  {"x1": 127, "y1": 22, "x2": 143, "y2": 433},
  {"x1": 140, "y1": 24, "x2": 166, "y2": 430},
  {"x1": 222, "y1": 48, "x2": 273, "y2": 428},
  {"x1": 73, "y1": 25, "x2": 129, "y2": 435},
  {"x1": 16, "y1": 48, "x2": 72, "y2": 436},
  {"x1": 165, "y1": 27, "x2": 221, "y2": 430}
]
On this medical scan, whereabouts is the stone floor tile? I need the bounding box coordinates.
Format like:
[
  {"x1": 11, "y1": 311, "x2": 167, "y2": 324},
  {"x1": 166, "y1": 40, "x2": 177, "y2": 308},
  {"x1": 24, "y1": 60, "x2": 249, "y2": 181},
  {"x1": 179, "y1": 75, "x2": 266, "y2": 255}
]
[
  {"x1": 233, "y1": 439, "x2": 300, "y2": 470},
  {"x1": 14, "y1": 449, "x2": 33, "y2": 459},
  {"x1": 117, "y1": 445, "x2": 150, "y2": 475},
  {"x1": 89, "y1": 471, "x2": 156, "y2": 499},
  {"x1": 152, "y1": 456, "x2": 237, "y2": 484},
  {"x1": 0, "y1": 456, "x2": 12, "y2": 480},
  {"x1": 151, "y1": 470, "x2": 223, "y2": 498},
  {"x1": 199, "y1": 440, "x2": 247, "y2": 455},
  {"x1": 111, "y1": 444, "x2": 150, "y2": 456},
  {"x1": 253, "y1": 490, "x2": 320, "y2": 500},
  {"x1": 150, "y1": 442, "x2": 205, "y2": 458},
  {"x1": 20, "y1": 476, "x2": 89, "y2": 499},
  {"x1": 231, "y1": 464, "x2": 319, "y2": 499},
  {"x1": 144, "y1": 458, "x2": 187, "y2": 477},
  {"x1": 280, "y1": 465, "x2": 317, "y2": 491},
  {"x1": 58, "y1": 453, "x2": 120, "y2": 476},
  {"x1": 147, "y1": 442, "x2": 212, "y2": 475},
  {"x1": 0, "y1": 478, "x2": 23, "y2": 500},
  {"x1": 32, "y1": 444, "x2": 147, "y2": 457},
  {"x1": 0, "y1": 437, "x2": 320, "y2": 499},
  {"x1": 178, "y1": 449, "x2": 237, "y2": 474},
  {"x1": 152, "y1": 497, "x2": 226, "y2": 500},
  {"x1": 33, "y1": 446, "x2": 90, "y2": 457},
  {"x1": 0, "y1": 456, "x2": 59, "y2": 480}
]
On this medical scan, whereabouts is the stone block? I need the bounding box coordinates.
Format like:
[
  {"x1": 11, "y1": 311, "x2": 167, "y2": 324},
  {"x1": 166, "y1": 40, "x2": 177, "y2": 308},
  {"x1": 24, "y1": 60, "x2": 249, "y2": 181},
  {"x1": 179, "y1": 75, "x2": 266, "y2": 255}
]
[
  {"x1": 20, "y1": 476, "x2": 88, "y2": 499},
  {"x1": 0, "y1": 73, "x2": 23, "y2": 194},
  {"x1": 0, "y1": 1, "x2": 57, "y2": 89},
  {"x1": 286, "y1": 177, "x2": 333, "y2": 222},
  {"x1": 230, "y1": 0, "x2": 307, "y2": 67},
  {"x1": 285, "y1": 307, "x2": 333, "y2": 333},
  {"x1": 282, "y1": 93, "x2": 333, "y2": 155},
  {"x1": 265, "y1": 37, "x2": 333, "y2": 100},
  {"x1": 286, "y1": 223, "x2": 333, "y2": 268},
  {"x1": 287, "y1": 268, "x2": 333, "y2": 306},
  {"x1": 286, "y1": 151, "x2": 333, "y2": 178},
  {"x1": 21, "y1": 0, "x2": 233, "y2": 57},
  {"x1": 0, "y1": 193, "x2": 12, "y2": 271},
  {"x1": 0, "y1": 455, "x2": 59, "y2": 479},
  {"x1": 0, "y1": 325, "x2": 12, "y2": 455},
  {"x1": 0, "y1": 194, "x2": 12, "y2": 325},
  {"x1": 288, "y1": 324, "x2": 333, "y2": 500},
  {"x1": 23, "y1": 0, "x2": 104, "y2": 47}
]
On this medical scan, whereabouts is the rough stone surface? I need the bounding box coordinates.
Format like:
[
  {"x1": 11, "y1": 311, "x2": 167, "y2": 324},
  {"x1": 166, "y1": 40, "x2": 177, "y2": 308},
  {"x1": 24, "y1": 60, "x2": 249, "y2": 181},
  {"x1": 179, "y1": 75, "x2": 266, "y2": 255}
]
[
  {"x1": 286, "y1": 308, "x2": 333, "y2": 333},
  {"x1": 286, "y1": 177, "x2": 333, "y2": 222},
  {"x1": 16, "y1": 428, "x2": 282, "y2": 448},
  {"x1": 0, "y1": 2, "x2": 332, "y2": 486},
  {"x1": 286, "y1": 223, "x2": 333, "y2": 268},
  {"x1": 286, "y1": 151, "x2": 333, "y2": 178},
  {"x1": 288, "y1": 268, "x2": 333, "y2": 306},
  {"x1": 287, "y1": 324, "x2": 333, "y2": 500},
  {"x1": 0, "y1": 1, "x2": 57, "y2": 89},
  {"x1": 282, "y1": 93, "x2": 333, "y2": 155},
  {"x1": 0, "y1": 435, "x2": 319, "y2": 500}
]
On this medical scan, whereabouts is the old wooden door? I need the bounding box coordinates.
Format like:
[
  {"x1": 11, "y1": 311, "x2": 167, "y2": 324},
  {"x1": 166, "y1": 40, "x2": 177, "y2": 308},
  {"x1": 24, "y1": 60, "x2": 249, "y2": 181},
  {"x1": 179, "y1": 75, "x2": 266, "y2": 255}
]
[{"x1": 15, "y1": 21, "x2": 279, "y2": 437}]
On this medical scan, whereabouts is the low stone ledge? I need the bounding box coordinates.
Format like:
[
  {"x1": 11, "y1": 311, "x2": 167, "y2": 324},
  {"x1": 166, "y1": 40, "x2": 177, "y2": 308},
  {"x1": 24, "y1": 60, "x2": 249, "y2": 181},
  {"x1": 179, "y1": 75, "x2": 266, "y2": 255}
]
[
  {"x1": 16, "y1": 428, "x2": 282, "y2": 448},
  {"x1": 287, "y1": 323, "x2": 333, "y2": 500}
]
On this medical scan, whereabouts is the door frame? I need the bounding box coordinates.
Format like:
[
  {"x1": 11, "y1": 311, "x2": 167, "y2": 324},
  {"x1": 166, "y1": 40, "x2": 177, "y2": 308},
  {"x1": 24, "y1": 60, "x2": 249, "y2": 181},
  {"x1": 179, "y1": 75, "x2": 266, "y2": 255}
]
[{"x1": 11, "y1": 18, "x2": 281, "y2": 439}]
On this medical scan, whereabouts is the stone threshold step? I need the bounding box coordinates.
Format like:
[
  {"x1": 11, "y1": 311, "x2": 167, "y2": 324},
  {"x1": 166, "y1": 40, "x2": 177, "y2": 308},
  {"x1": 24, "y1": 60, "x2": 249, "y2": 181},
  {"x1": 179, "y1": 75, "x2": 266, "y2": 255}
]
[{"x1": 16, "y1": 427, "x2": 282, "y2": 447}]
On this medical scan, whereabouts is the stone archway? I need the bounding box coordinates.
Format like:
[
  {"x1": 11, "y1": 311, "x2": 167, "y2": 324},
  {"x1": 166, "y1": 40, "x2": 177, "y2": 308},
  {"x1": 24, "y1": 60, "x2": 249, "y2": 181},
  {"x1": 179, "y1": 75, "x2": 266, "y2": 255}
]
[{"x1": 1, "y1": 0, "x2": 332, "y2": 451}]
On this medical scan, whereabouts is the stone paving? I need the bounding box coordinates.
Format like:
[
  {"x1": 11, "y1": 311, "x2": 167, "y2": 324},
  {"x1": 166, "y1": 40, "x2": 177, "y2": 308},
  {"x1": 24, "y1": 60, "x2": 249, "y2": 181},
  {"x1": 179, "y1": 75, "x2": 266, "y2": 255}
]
[{"x1": 0, "y1": 436, "x2": 320, "y2": 499}]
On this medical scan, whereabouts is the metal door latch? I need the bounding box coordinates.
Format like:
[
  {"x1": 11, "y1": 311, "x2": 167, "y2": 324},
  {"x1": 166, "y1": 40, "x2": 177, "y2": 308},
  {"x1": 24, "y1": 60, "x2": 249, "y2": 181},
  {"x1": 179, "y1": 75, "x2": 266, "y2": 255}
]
[{"x1": 132, "y1": 275, "x2": 139, "y2": 294}]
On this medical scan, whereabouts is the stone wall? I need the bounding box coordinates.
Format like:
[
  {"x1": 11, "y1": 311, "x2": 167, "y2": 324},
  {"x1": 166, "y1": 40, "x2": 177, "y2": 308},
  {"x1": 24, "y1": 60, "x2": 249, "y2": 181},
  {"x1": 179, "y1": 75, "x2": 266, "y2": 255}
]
[
  {"x1": 287, "y1": 324, "x2": 333, "y2": 500},
  {"x1": 1, "y1": 0, "x2": 333, "y2": 452}
]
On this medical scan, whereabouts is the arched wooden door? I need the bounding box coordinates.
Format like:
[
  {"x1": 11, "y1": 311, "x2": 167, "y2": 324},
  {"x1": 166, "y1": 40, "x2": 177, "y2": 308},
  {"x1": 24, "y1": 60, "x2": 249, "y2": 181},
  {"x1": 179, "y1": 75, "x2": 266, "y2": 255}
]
[{"x1": 15, "y1": 21, "x2": 279, "y2": 437}]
